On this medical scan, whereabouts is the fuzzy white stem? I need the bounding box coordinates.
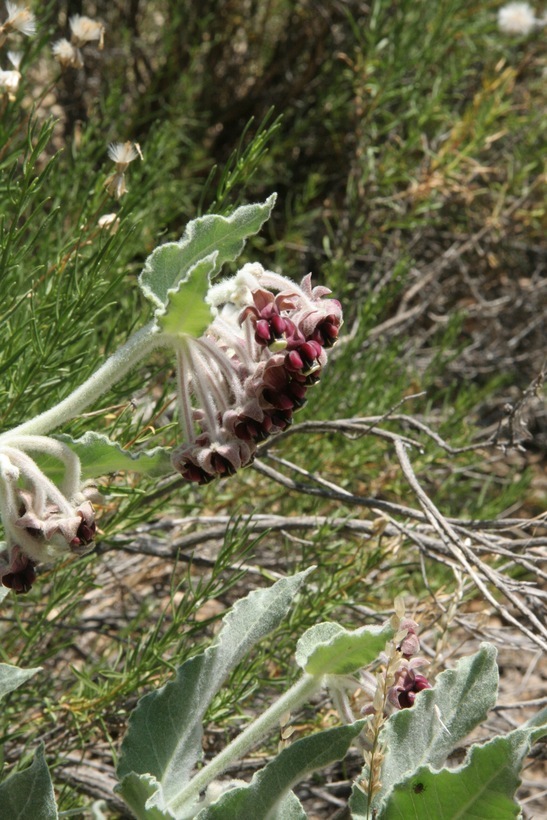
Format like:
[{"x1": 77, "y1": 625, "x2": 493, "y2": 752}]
[
  {"x1": 167, "y1": 673, "x2": 322, "y2": 815},
  {"x1": 0, "y1": 322, "x2": 162, "y2": 443}
]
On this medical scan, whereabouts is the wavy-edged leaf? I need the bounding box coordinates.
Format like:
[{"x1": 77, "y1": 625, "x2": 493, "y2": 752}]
[
  {"x1": 117, "y1": 568, "x2": 314, "y2": 813},
  {"x1": 0, "y1": 744, "x2": 57, "y2": 819},
  {"x1": 0, "y1": 663, "x2": 41, "y2": 701},
  {"x1": 139, "y1": 195, "x2": 277, "y2": 313},
  {"x1": 159, "y1": 253, "x2": 217, "y2": 338},
  {"x1": 115, "y1": 773, "x2": 174, "y2": 820},
  {"x1": 54, "y1": 432, "x2": 172, "y2": 480},
  {"x1": 383, "y1": 722, "x2": 545, "y2": 819},
  {"x1": 296, "y1": 621, "x2": 393, "y2": 675},
  {"x1": 196, "y1": 721, "x2": 365, "y2": 819}
]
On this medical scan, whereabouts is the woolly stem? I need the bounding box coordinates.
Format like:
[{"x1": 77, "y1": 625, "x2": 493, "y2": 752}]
[{"x1": 0, "y1": 322, "x2": 162, "y2": 443}]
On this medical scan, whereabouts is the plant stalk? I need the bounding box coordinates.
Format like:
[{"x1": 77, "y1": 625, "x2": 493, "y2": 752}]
[
  {"x1": 0, "y1": 322, "x2": 164, "y2": 442},
  {"x1": 167, "y1": 673, "x2": 322, "y2": 815}
]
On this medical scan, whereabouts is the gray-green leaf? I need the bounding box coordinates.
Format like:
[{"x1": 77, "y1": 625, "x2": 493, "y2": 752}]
[
  {"x1": 115, "y1": 773, "x2": 174, "y2": 820},
  {"x1": 383, "y1": 722, "x2": 544, "y2": 819},
  {"x1": 139, "y1": 195, "x2": 276, "y2": 313},
  {"x1": 0, "y1": 663, "x2": 41, "y2": 701},
  {"x1": 296, "y1": 621, "x2": 393, "y2": 675},
  {"x1": 54, "y1": 432, "x2": 172, "y2": 480},
  {"x1": 117, "y1": 568, "x2": 314, "y2": 812},
  {"x1": 196, "y1": 721, "x2": 365, "y2": 819},
  {"x1": 159, "y1": 253, "x2": 218, "y2": 339},
  {"x1": 350, "y1": 643, "x2": 499, "y2": 817},
  {"x1": 0, "y1": 745, "x2": 57, "y2": 819}
]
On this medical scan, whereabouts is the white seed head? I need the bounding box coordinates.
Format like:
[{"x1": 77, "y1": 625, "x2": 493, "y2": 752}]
[
  {"x1": 7, "y1": 50, "x2": 21, "y2": 69},
  {"x1": 498, "y1": 2, "x2": 538, "y2": 34},
  {"x1": 98, "y1": 212, "x2": 120, "y2": 231},
  {"x1": 69, "y1": 14, "x2": 105, "y2": 48},
  {"x1": 107, "y1": 140, "x2": 142, "y2": 167},
  {"x1": 52, "y1": 38, "x2": 83, "y2": 69},
  {"x1": 5, "y1": 2, "x2": 36, "y2": 36},
  {"x1": 0, "y1": 68, "x2": 21, "y2": 96}
]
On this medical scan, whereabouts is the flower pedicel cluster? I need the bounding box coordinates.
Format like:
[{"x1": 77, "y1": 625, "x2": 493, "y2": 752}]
[
  {"x1": 0, "y1": 438, "x2": 97, "y2": 593},
  {"x1": 171, "y1": 263, "x2": 343, "y2": 485},
  {"x1": 0, "y1": 256, "x2": 340, "y2": 590}
]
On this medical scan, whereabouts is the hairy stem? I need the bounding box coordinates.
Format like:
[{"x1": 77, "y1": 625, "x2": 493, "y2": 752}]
[
  {"x1": 168, "y1": 673, "x2": 322, "y2": 814},
  {"x1": 0, "y1": 322, "x2": 164, "y2": 442}
]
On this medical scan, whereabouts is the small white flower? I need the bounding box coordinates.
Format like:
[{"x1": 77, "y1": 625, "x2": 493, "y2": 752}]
[
  {"x1": 52, "y1": 38, "x2": 83, "y2": 69},
  {"x1": 4, "y1": 2, "x2": 36, "y2": 36},
  {"x1": 498, "y1": 2, "x2": 538, "y2": 35},
  {"x1": 69, "y1": 14, "x2": 105, "y2": 48}
]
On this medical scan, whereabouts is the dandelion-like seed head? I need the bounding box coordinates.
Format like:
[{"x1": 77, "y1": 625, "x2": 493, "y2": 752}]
[
  {"x1": 0, "y1": 68, "x2": 21, "y2": 98},
  {"x1": 7, "y1": 50, "x2": 21, "y2": 69},
  {"x1": 104, "y1": 142, "x2": 142, "y2": 198},
  {"x1": 52, "y1": 38, "x2": 83, "y2": 70},
  {"x1": 4, "y1": 2, "x2": 36, "y2": 36},
  {"x1": 498, "y1": 2, "x2": 538, "y2": 34},
  {"x1": 107, "y1": 140, "x2": 142, "y2": 167},
  {"x1": 69, "y1": 14, "x2": 105, "y2": 48}
]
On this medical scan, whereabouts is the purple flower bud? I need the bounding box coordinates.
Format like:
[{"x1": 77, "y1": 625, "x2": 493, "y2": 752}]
[
  {"x1": 255, "y1": 319, "x2": 272, "y2": 344},
  {"x1": 1, "y1": 549, "x2": 36, "y2": 595},
  {"x1": 397, "y1": 618, "x2": 421, "y2": 658}
]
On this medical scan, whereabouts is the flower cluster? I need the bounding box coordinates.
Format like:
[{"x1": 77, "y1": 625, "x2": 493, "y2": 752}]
[
  {"x1": 0, "y1": 438, "x2": 97, "y2": 594},
  {"x1": 0, "y1": 49, "x2": 21, "y2": 99},
  {"x1": 52, "y1": 13, "x2": 104, "y2": 70},
  {"x1": 360, "y1": 617, "x2": 432, "y2": 717},
  {"x1": 171, "y1": 263, "x2": 342, "y2": 484},
  {"x1": 0, "y1": 2, "x2": 35, "y2": 101},
  {"x1": 387, "y1": 617, "x2": 432, "y2": 709}
]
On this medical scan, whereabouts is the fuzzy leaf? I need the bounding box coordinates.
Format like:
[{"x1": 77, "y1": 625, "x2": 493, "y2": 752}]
[
  {"x1": 139, "y1": 195, "x2": 277, "y2": 312},
  {"x1": 383, "y1": 720, "x2": 547, "y2": 819},
  {"x1": 0, "y1": 745, "x2": 57, "y2": 819},
  {"x1": 115, "y1": 773, "x2": 174, "y2": 820},
  {"x1": 350, "y1": 643, "x2": 499, "y2": 817},
  {"x1": 270, "y1": 791, "x2": 307, "y2": 819},
  {"x1": 196, "y1": 721, "x2": 365, "y2": 819},
  {"x1": 0, "y1": 663, "x2": 41, "y2": 700},
  {"x1": 159, "y1": 253, "x2": 217, "y2": 338},
  {"x1": 523, "y1": 704, "x2": 547, "y2": 738},
  {"x1": 117, "y1": 568, "x2": 314, "y2": 812},
  {"x1": 53, "y1": 432, "x2": 172, "y2": 480},
  {"x1": 296, "y1": 621, "x2": 393, "y2": 675}
]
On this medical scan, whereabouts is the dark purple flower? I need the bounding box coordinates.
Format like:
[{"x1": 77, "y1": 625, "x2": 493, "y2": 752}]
[
  {"x1": 388, "y1": 665, "x2": 432, "y2": 710},
  {"x1": 171, "y1": 263, "x2": 343, "y2": 484},
  {"x1": 0, "y1": 546, "x2": 36, "y2": 594}
]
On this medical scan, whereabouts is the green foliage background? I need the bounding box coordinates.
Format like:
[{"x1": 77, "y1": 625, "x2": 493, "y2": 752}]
[{"x1": 0, "y1": 0, "x2": 544, "y2": 815}]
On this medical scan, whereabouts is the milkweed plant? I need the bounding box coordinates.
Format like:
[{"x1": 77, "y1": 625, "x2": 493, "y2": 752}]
[
  {"x1": 0, "y1": 193, "x2": 544, "y2": 820},
  {"x1": 0, "y1": 4, "x2": 545, "y2": 820}
]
